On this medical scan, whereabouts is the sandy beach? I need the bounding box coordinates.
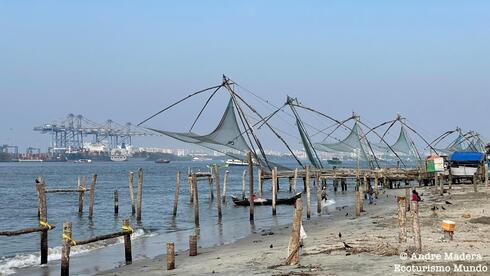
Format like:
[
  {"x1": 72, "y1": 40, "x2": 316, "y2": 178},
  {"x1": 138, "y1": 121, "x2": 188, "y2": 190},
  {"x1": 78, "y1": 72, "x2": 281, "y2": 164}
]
[{"x1": 99, "y1": 184, "x2": 490, "y2": 275}]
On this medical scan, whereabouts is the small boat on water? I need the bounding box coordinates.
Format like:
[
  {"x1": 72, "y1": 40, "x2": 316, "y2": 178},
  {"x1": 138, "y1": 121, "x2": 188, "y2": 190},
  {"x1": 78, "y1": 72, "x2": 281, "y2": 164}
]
[
  {"x1": 225, "y1": 159, "x2": 248, "y2": 166},
  {"x1": 327, "y1": 157, "x2": 342, "y2": 165},
  {"x1": 74, "y1": 159, "x2": 92, "y2": 163},
  {"x1": 231, "y1": 192, "x2": 302, "y2": 206},
  {"x1": 155, "y1": 159, "x2": 170, "y2": 164}
]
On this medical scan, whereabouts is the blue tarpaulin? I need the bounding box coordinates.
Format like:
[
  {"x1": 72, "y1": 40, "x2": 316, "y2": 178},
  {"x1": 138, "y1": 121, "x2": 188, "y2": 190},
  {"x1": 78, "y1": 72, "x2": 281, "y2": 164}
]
[{"x1": 450, "y1": 151, "x2": 484, "y2": 162}]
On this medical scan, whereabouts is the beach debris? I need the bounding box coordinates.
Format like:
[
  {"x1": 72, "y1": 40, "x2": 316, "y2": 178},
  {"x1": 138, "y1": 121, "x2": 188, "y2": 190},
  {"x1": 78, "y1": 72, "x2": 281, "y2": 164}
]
[
  {"x1": 441, "y1": 206, "x2": 446, "y2": 210},
  {"x1": 270, "y1": 244, "x2": 274, "y2": 248},
  {"x1": 462, "y1": 212, "x2": 471, "y2": 219},
  {"x1": 345, "y1": 213, "x2": 349, "y2": 216},
  {"x1": 342, "y1": 241, "x2": 353, "y2": 249},
  {"x1": 338, "y1": 232, "x2": 342, "y2": 239},
  {"x1": 445, "y1": 200, "x2": 453, "y2": 205}
]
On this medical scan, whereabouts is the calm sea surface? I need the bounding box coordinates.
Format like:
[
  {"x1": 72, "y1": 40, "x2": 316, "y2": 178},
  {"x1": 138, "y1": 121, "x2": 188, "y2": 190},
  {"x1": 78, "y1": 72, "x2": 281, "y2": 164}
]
[{"x1": 0, "y1": 160, "x2": 363, "y2": 275}]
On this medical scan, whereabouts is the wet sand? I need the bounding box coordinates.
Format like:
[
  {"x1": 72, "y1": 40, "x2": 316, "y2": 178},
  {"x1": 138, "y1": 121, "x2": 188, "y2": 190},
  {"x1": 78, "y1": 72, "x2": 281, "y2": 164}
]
[{"x1": 99, "y1": 185, "x2": 490, "y2": 275}]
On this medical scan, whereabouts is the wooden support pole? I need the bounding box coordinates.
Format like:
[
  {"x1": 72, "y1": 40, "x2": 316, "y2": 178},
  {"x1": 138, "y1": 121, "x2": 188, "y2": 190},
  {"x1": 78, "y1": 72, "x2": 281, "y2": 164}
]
[
  {"x1": 485, "y1": 163, "x2": 489, "y2": 187},
  {"x1": 439, "y1": 174, "x2": 444, "y2": 196},
  {"x1": 374, "y1": 173, "x2": 379, "y2": 199},
  {"x1": 316, "y1": 171, "x2": 321, "y2": 215},
  {"x1": 355, "y1": 189, "x2": 361, "y2": 217},
  {"x1": 114, "y1": 190, "x2": 119, "y2": 215},
  {"x1": 188, "y1": 168, "x2": 194, "y2": 204},
  {"x1": 258, "y1": 168, "x2": 263, "y2": 198},
  {"x1": 136, "y1": 168, "x2": 144, "y2": 221},
  {"x1": 242, "y1": 169, "x2": 246, "y2": 199},
  {"x1": 192, "y1": 173, "x2": 199, "y2": 227},
  {"x1": 208, "y1": 175, "x2": 214, "y2": 201},
  {"x1": 448, "y1": 173, "x2": 453, "y2": 190},
  {"x1": 88, "y1": 174, "x2": 97, "y2": 219},
  {"x1": 305, "y1": 166, "x2": 311, "y2": 219},
  {"x1": 272, "y1": 167, "x2": 277, "y2": 216},
  {"x1": 293, "y1": 168, "x2": 298, "y2": 193},
  {"x1": 214, "y1": 165, "x2": 222, "y2": 220},
  {"x1": 78, "y1": 176, "x2": 85, "y2": 214},
  {"x1": 36, "y1": 181, "x2": 48, "y2": 265},
  {"x1": 128, "y1": 171, "x2": 135, "y2": 215},
  {"x1": 167, "y1": 242, "x2": 175, "y2": 270},
  {"x1": 189, "y1": 234, "x2": 198, "y2": 256},
  {"x1": 172, "y1": 171, "x2": 180, "y2": 217},
  {"x1": 248, "y1": 152, "x2": 254, "y2": 222},
  {"x1": 363, "y1": 174, "x2": 368, "y2": 199},
  {"x1": 412, "y1": 201, "x2": 422, "y2": 253},
  {"x1": 123, "y1": 219, "x2": 132, "y2": 265},
  {"x1": 222, "y1": 170, "x2": 229, "y2": 203},
  {"x1": 405, "y1": 188, "x2": 410, "y2": 212},
  {"x1": 61, "y1": 221, "x2": 72, "y2": 276},
  {"x1": 473, "y1": 173, "x2": 478, "y2": 193},
  {"x1": 286, "y1": 198, "x2": 303, "y2": 265},
  {"x1": 398, "y1": 196, "x2": 407, "y2": 243}
]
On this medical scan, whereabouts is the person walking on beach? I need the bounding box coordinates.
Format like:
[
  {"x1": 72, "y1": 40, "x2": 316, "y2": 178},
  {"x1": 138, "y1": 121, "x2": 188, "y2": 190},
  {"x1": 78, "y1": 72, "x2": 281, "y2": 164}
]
[
  {"x1": 412, "y1": 189, "x2": 422, "y2": 202},
  {"x1": 367, "y1": 184, "x2": 374, "y2": 204}
]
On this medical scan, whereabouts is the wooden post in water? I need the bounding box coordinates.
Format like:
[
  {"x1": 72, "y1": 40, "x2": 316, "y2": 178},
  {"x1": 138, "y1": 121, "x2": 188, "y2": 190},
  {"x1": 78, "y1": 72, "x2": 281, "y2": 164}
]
[
  {"x1": 136, "y1": 168, "x2": 144, "y2": 221},
  {"x1": 222, "y1": 170, "x2": 229, "y2": 203},
  {"x1": 247, "y1": 152, "x2": 254, "y2": 222},
  {"x1": 36, "y1": 181, "x2": 49, "y2": 265},
  {"x1": 123, "y1": 219, "x2": 132, "y2": 265},
  {"x1": 272, "y1": 167, "x2": 277, "y2": 216},
  {"x1": 208, "y1": 174, "x2": 214, "y2": 201},
  {"x1": 398, "y1": 196, "x2": 407, "y2": 243},
  {"x1": 189, "y1": 235, "x2": 198, "y2": 256},
  {"x1": 242, "y1": 170, "x2": 246, "y2": 199},
  {"x1": 114, "y1": 190, "x2": 119, "y2": 215},
  {"x1": 412, "y1": 201, "x2": 422, "y2": 253},
  {"x1": 192, "y1": 173, "x2": 199, "y2": 227},
  {"x1": 167, "y1": 242, "x2": 175, "y2": 270},
  {"x1": 258, "y1": 168, "x2": 263, "y2": 198},
  {"x1": 293, "y1": 168, "x2": 298, "y2": 193},
  {"x1": 214, "y1": 165, "x2": 222, "y2": 220},
  {"x1": 305, "y1": 166, "x2": 311, "y2": 219},
  {"x1": 286, "y1": 198, "x2": 303, "y2": 265},
  {"x1": 172, "y1": 171, "x2": 180, "y2": 217},
  {"x1": 188, "y1": 167, "x2": 194, "y2": 204},
  {"x1": 128, "y1": 171, "x2": 135, "y2": 215},
  {"x1": 61, "y1": 221, "x2": 72, "y2": 276},
  {"x1": 88, "y1": 174, "x2": 97, "y2": 219},
  {"x1": 77, "y1": 176, "x2": 85, "y2": 214},
  {"x1": 316, "y1": 171, "x2": 321, "y2": 215}
]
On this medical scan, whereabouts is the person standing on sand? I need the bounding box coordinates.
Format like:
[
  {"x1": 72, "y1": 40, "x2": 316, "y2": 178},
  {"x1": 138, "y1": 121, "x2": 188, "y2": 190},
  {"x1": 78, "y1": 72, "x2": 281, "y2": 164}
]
[
  {"x1": 412, "y1": 189, "x2": 422, "y2": 202},
  {"x1": 367, "y1": 184, "x2": 374, "y2": 204}
]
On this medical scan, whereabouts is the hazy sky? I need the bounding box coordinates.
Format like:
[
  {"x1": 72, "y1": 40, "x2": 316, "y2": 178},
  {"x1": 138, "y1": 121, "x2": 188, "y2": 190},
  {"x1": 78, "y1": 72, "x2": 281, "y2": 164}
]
[{"x1": 1, "y1": 1, "x2": 489, "y2": 152}]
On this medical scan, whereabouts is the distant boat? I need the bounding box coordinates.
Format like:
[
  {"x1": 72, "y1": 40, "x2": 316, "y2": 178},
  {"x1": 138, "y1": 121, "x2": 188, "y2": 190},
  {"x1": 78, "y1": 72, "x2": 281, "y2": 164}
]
[
  {"x1": 225, "y1": 159, "x2": 248, "y2": 166},
  {"x1": 192, "y1": 157, "x2": 212, "y2": 162},
  {"x1": 327, "y1": 157, "x2": 342, "y2": 165},
  {"x1": 74, "y1": 159, "x2": 92, "y2": 163},
  {"x1": 18, "y1": 159, "x2": 43, "y2": 162},
  {"x1": 155, "y1": 159, "x2": 170, "y2": 164},
  {"x1": 110, "y1": 148, "x2": 129, "y2": 162}
]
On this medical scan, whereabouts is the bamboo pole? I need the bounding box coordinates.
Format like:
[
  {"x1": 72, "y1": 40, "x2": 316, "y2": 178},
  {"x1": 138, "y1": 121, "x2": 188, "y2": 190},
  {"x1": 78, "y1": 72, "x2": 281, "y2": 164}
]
[
  {"x1": 412, "y1": 201, "x2": 422, "y2": 253},
  {"x1": 88, "y1": 174, "x2": 97, "y2": 219},
  {"x1": 405, "y1": 188, "x2": 410, "y2": 212},
  {"x1": 61, "y1": 221, "x2": 72, "y2": 276},
  {"x1": 172, "y1": 171, "x2": 180, "y2": 217},
  {"x1": 305, "y1": 166, "x2": 311, "y2": 219},
  {"x1": 272, "y1": 167, "x2": 277, "y2": 216},
  {"x1": 189, "y1": 235, "x2": 198, "y2": 256},
  {"x1": 136, "y1": 168, "x2": 144, "y2": 221},
  {"x1": 316, "y1": 171, "x2": 321, "y2": 215},
  {"x1": 248, "y1": 152, "x2": 254, "y2": 222},
  {"x1": 258, "y1": 168, "x2": 263, "y2": 198},
  {"x1": 114, "y1": 190, "x2": 119, "y2": 215},
  {"x1": 215, "y1": 165, "x2": 222, "y2": 220},
  {"x1": 192, "y1": 173, "x2": 199, "y2": 227},
  {"x1": 123, "y1": 219, "x2": 132, "y2": 265},
  {"x1": 222, "y1": 170, "x2": 229, "y2": 203},
  {"x1": 167, "y1": 242, "x2": 175, "y2": 270},
  {"x1": 398, "y1": 196, "x2": 407, "y2": 243},
  {"x1": 128, "y1": 171, "x2": 135, "y2": 215},
  {"x1": 286, "y1": 198, "x2": 303, "y2": 265}
]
